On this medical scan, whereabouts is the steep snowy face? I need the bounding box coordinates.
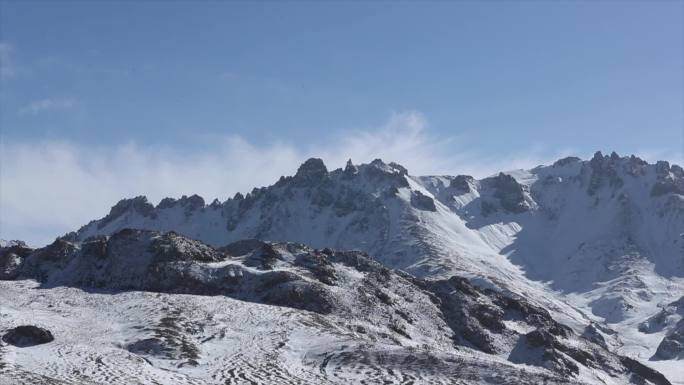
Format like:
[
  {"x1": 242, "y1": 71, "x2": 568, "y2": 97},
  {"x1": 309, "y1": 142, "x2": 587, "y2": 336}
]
[{"x1": 1, "y1": 229, "x2": 673, "y2": 385}]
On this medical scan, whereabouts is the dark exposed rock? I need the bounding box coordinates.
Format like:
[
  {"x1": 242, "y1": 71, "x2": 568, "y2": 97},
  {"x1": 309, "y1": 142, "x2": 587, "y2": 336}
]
[
  {"x1": 490, "y1": 173, "x2": 529, "y2": 213},
  {"x1": 21, "y1": 239, "x2": 78, "y2": 281},
  {"x1": 365, "y1": 159, "x2": 410, "y2": 188},
  {"x1": 620, "y1": 356, "x2": 672, "y2": 385},
  {"x1": 651, "y1": 181, "x2": 684, "y2": 197},
  {"x1": 294, "y1": 251, "x2": 337, "y2": 285},
  {"x1": 294, "y1": 158, "x2": 328, "y2": 185},
  {"x1": 157, "y1": 197, "x2": 178, "y2": 209},
  {"x1": 655, "y1": 161, "x2": 671, "y2": 178},
  {"x1": 625, "y1": 155, "x2": 648, "y2": 177},
  {"x1": 542, "y1": 347, "x2": 580, "y2": 377},
  {"x1": 388, "y1": 162, "x2": 408, "y2": 176},
  {"x1": 410, "y1": 191, "x2": 437, "y2": 212},
  {"x1": 81, "y1": 237, "x2": 109, "y2": 260},
  {"x1": 343, "y1": 159, "x2": 358, "y2": 177},
  {"x1": 221, "y1": 239, "x2": 267, "y2": 256},
  {"x1": 449, "y1": 175, "x2": 474, "y2": 192},
  {"x1": 653, "y1": 318, "x2": 684, "y2": 360},
  {"x1": 2, "y1": 326, "x2": 54, "y2": 347},
  {"x1": 261, "y1": 280, "x2": 336, "y2": 314},
  {"x1": 0, "y1": 242, "x2": 32, "y2": 280},
  {"x1": 581, "y1": 323, "x2": 608, "y2": 349},
  {"x1": 553, "y1": 156, "x2": 581, "y2": 167},
  {"x1": 525, "y1": 329, "x2": 554, "y2": 348},
  {"x1": 243, "y1": 244, "x2": 280, "y2": 270},
  {"x1": 127, "y1": 338, "x2": 165, "y2": 356},
  {"x1": 651, "y1": 161, "x2": 684, "y2": 196},
  {"x1": 178, "y1": 194, "x2": 205, "y2": 213},
  {"x1": 586, "y1": 151, "x2": 624, "y2": 195},
  {"x1": 149, "y1": 231, "x2": 225, "y2": 263}
]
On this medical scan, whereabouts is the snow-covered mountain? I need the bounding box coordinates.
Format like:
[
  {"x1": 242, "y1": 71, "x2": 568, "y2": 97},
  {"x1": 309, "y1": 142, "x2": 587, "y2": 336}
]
[
  {"x1": 0, "y1": 229, "x2": 674, "y2": 384},
  {"x1": 2, "y1": 151, "x2": 682, "y2": 384},
  {"x1": 73, "y1": 153, "x2": 684, "y2": 366}
]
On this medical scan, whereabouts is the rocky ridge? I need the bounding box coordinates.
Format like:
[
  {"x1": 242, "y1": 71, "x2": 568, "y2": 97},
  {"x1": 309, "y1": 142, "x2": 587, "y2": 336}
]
[{"x1": 0, "y1": 229, "x2": 673, "y2": 384}]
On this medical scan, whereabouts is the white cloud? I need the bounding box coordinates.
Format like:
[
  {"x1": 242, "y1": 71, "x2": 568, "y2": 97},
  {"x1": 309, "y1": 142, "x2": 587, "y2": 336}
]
[
  {"x1": 19, "y1": 98, "x2": 78, "y2": 115},
  {"x1": 0, "y1": 111, "x2": 667, "y2": 246}
]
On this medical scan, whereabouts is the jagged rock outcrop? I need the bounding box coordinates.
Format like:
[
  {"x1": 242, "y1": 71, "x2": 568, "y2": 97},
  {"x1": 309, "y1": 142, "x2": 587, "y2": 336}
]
[
  {"x1": 0, "y1": 241, "x2": 32, "y2": 279},
  {"x1": 586, "y1": 151, "x2": 624, "y2": 195},
  {"x1": 450, "y1": 175, "x2": 474, "y2": 192},
  {"x1": 293, "y1": 158, "x2": 328, "y2": 185},
  {"x1": 410, "y1": 191, "x2": 437, "y2": 211},
  {"x1": 478, "y1": 172, "x2": 530, "y2": 215},
  {"x1": 654, "y1": 318, "x2": 684, "y2": 360},
  {"x1": 98, "y1": 196, "x2": 156, "y2": 229},
  {"x1": 491, "y1": 172, "x2": 529, "y2": 213}
]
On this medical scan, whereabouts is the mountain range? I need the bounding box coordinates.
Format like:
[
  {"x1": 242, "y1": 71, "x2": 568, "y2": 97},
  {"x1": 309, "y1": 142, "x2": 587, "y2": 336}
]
[{"x1": 1, "y1": 151, "x2": 682, "y2": 384}]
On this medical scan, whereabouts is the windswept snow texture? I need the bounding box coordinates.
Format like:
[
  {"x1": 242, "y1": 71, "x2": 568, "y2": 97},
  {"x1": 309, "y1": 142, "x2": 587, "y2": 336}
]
[{"x1": 0, "y1": 230, "x2": 674, "y2": 384}]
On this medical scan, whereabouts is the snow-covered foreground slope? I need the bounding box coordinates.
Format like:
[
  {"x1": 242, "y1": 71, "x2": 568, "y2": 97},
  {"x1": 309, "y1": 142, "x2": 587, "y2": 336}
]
[{"x1": 0, "y1": 230, "x2": 674, "y2": 384}]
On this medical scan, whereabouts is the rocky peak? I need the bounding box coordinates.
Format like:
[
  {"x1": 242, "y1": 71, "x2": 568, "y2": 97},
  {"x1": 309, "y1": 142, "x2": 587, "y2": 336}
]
[
  {"x1": 388, "y1": 162, "x2": 408, "y2": 176},
  {"x1": 651, "y1": 160, "x2": 684, "y2": 197},
  {"x1": 586, "y1": 151, "x2": 623, "y2": 195},
  {"x1": 156, "y1": 197, "x2": 177, "y2": 209},
  {"x1": 590, "y1": 151, "x2": 605, "y2": 164},
  {"x1": 552, "y1": 156, "x2": 581, "y2": 167},
  {"x1": 0, "y1": 240, "x2": 28, "y2": 249},
  {"x1": 655, "y1": 161, "x2": 671, "y2": 178},
  {"x1": 343, "y1": 158, "x2": 358, "y2": 176},
  {"x1": 99, "y1": 196, "x2": 156, "y2": 229},
  {"x1": 294, "y1": 158, "x2": 328, "y2": 184},
  {"x1": 450, "y1": 175, "x2": 474, "y2": 192},
  {"x1": 178, "y1": 194, "x2": 205, "y2": 211},
  {"x1": 367, "y1": 158, "x2": 407, "y2": 175},
  {"x1": 360, "y1": 159, "x2": 410, "y2": 189},
  {"x1": 625, "y1": 155, "x2": 648, "y2": 177},
  {"x1": 672, "y1": 164, "x2": 684, "y2": 178},
  {"x1": 0, "y1": 240, "x2": 33, "y2": 279}
]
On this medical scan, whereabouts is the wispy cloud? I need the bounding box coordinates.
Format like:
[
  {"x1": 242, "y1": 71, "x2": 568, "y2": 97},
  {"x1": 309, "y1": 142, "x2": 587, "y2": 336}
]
[
  {"x1": 0, "y1": 111, "x2": 669, "y2": 246},
  {"x1": 19, "y1": 98, "x2": 78, "y2": 115}
]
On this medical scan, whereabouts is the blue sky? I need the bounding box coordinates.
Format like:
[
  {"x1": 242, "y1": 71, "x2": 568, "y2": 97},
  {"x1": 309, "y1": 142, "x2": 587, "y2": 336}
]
[{"x1": 1, "y1": 1, "x2": 683, "y2": 245}]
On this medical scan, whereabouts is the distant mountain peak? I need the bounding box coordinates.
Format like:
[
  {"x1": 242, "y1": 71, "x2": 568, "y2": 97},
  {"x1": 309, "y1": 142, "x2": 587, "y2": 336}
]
[{"x1": 294, "y1": 158, "x2": 328, "y2": 183}]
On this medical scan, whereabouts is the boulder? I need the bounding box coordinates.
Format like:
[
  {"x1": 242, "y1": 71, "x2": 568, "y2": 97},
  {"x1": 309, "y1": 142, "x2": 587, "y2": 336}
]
[
  {"x1": 410, "y1": 191, "x2": 437, "y2": 212},
  {"x1": 2, "y1": 326, "x2": 54, "y2": 347}
]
